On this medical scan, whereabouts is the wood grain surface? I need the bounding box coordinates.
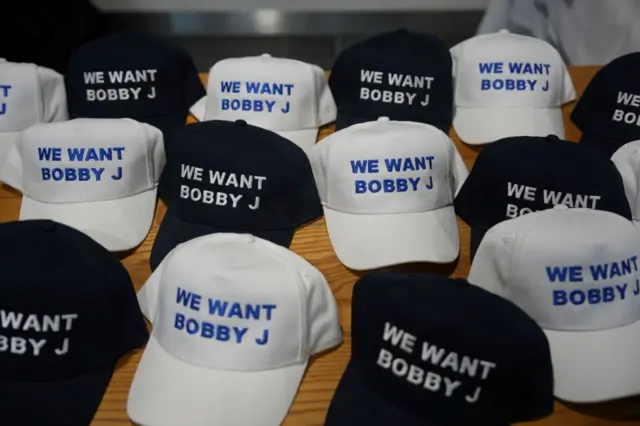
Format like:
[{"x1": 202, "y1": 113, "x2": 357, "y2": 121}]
[{"x1": 6, "y1": 66, "x2": 640, "y2": 425}]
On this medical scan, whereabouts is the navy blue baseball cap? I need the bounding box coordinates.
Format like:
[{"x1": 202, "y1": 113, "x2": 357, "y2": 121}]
[
  {"x1": 329, "y1": 29, "x2": 453, "y2": 132},
  {"x1": 0, "y1": 219, "x2": 148, "y2": 426},
  {"x1": 325, "y1": 271, "x2": 554, "y2": 426},
  {"x1": 454, "y1": 135, "x2": 632, "y2": 260},
  {"x1": 150, "y1": 119, "x2": 322, "y2": 270},
  {"x1": 65, "y1": 30, "x2": 205, "y2": 152},
  {"x1": 571, "y1": 53, "x2": 640, "y2": 157}
]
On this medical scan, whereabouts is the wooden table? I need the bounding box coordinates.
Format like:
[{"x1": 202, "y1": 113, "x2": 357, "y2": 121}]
[{"x1": 5, "y1": 66, "x2": 640, "y2": 425}]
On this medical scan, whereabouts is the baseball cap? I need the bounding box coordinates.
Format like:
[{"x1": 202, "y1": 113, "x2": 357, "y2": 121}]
[
  {"x1": 65, "y1": 30, "x2": 205, "y2": 152},
  {"x1": 468, "y1": 206, "x2": 640, "y2": 403},
  {"x1": 189, "y1": 54, "x2": 336, "y2": 151},
  {"x1": 612, "y1": 140, "x2": 640, "y2": 228},
  {"x1": 325, "y1": 271, "x2": 554, "y2": 426},
  {"x1": 0, "y1": 118, "x2": 166, "y2": 251},
  {"x1": 455, "y1": 135, "x2": 632, "y2": 260},
  {"x1": 151, "y1": 119, "x2": 322, "y2": 271},
  {"x1": 0, "y1": 219, "x2": 148, "y2": 425},
  {"x1": 328, "y1": 29, "x2": 453, "y2": 132},
  {"x1": 309, "y1": 117, "x2": 468, "y2": 270},
  {"x1": 128, "y1": 232, "x2": 342, "y2": 426},
  {"x1": 450, "y1": 29, "x2": 576, "y2": 145},
  {"x1": 571, "y1": 53, "x2": 640, "y2": 157},
  {"x1": 0, "y1": 58, "x2": 68, "y2": 165}
]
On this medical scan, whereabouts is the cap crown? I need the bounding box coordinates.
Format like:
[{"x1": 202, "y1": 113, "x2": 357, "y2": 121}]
[
  {"x1": 455, "y1": 136, "x2": 633, "y2": 231},
  {"x1": 329, "y1": 29, "x2": 453, "y2": 130},
  {"x1": 451, "y1": 31, "x2": 575, "y2": 108},
  {"x1": 0, "y1": 118, "x2": 165, "y2": 203},
  {"x1": 571, "y1": 53, "x2": 640, "y2": 140},
  {"x1": 65, "y1": 32, "x2": 198, "y2": 120},
  {"x1": 351, "y1": 271, "x2": 553, "y2": 424},
  {"x1": 0, "y1": 61, "x2": 40, "y2": 131},
  {"x1": 165, "y1": 120, "x2": 321, "y2": 230},
  {"x1": 204, "y1": 55, "x2": 336, "y2": 130},
  {"x1": 0, "y1": 220, "x2": 148, "y2": 381},
  {"x1": 138, "y1": 233, "x2": 342, "y2": 371},
  {"x1": 469, "y1": 208, "x2": 640, "y2": 332},
  {"x1": 310, "y1": 120, "x2": 467, "y2": 214}
]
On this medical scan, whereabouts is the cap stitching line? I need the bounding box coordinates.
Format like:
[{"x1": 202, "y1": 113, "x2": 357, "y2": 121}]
[
  {"x1": 505, "y1": 215, "x2": 538, "y2": 301},
  {"x1": 32, "y1": 64, "x2": 46, "y2": 123},
  {"x1": 440, "y1": 132, "x2": 456, "y2": 205},
  {"x1": 256, "y1": 239, "x2": 308, "y2": 365},
  {"x1": 310, "y1": 64, "x2": 320, "y2": 125}
]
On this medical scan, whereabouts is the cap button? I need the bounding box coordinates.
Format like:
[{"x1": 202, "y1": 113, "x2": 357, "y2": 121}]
[
  {"x1": 378, "y1": 117, "x2": 390, "y2": 122},
  {"x1": 499, "y1": 29, "x2": 510, "y2": 34},
  {"x1": 37, "y1": 220, "x2": 57, "y2": 232},
  {"x1": 236, "y1": 233, "x2": 256, "y2": 243},
  {"x1": 260, "y1": 53, "x2": 272, "y2": 57},
  {"x1": 235, "y1": 119, "x2": 248, "y2": 127},
  {"x1": 553, "y1": 204, "x2": 569, "y2": 210},
  {"x1": 546, "y1": 134, "x2": 560, "y2": 141}
]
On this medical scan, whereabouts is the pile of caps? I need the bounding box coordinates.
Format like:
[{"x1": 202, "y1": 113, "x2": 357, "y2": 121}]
[{"x1": 0, "y1": 27, "x2": 639, "y2": 426}]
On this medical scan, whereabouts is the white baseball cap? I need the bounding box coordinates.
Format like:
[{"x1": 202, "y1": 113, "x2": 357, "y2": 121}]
[
  {"x1": 450, "y1": 30, "x2": 576, "y2": 145},
  {"x1": 127, "y1": 232, "x2": 342, "y2": 426},
  {"x1": 611, "y1": 140, "x2": 640, "y2": 229},
  {"x1": 0, "y1": 59, "x2": 68, "y2": 164},
  {"x1": 189, "y1": 54, "x2": 337, "y2": 151},
  {"x1": 468, "y1": 205, "x2": 640, "y2": 403},
  {"x1": 0, "y1": 117, "x2": 165, "y2": 251},
  {"x1": 309, "y1": 117, "x2": 468, "y2": 270}
]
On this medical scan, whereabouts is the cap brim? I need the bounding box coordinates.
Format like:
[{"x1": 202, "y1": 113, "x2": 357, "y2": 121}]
[
  {"x1": 273, "y1": 128, "x2": 320, "y2": 152},
  {"x1": 150, "y1": 208, "x2": 294, "y2": 270},
  {"x1": 0, "y1": 364, "x2": 114, "y2": 425},
  {"x1": 20, "y1": 189, "x2": 157, "y2": 252},
  {"x1": 325, "y1": 361, "x2": 437, "y2": 426},
  {"x1": 323, "y1": 205, "x2": 459, "y2": 271},
  {"x1": 127, "y1": 335, "x2": 306, "y2": 426},
  {"x1": 578, "y1": 132, "x2": 629, "y2": 158},
  {"x1": 453, "y1": 107, "x2": 565, "y2": 145},
  {"x1": 545, "y1": 318, "x2": 640, "y2": 403}
]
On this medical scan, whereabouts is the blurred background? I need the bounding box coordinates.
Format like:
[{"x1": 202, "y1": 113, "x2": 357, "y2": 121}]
[
  {"x1": 3, "y1": 0, "x2": 640, "y2": 73},
  {"x1": 97, "y1": 0, "x2": 486, "y2": 70}
]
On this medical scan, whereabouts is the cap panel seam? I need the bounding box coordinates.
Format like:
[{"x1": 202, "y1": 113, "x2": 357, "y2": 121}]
[
  {"x1": 309, "y1": 64, "x2": 320, "y2": 125},
  {"x1": 322, "y1": 141, "x2": 336, "y2": 207},
  {"x1": 32, "y1": 64, "x2": 44, "y2": 123},
  {"x1": 443, "y1": 133, "x2": 455, "y2": 204},
  {"x1": 506, "y1": 216, "x2": 539, "y2": 299},
  {"x1": 257, "y1": 239, "x2": 307, "y2": 362},
  {"x1": 124, "y1": 119, "x2": 154, "y2": 194}
]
